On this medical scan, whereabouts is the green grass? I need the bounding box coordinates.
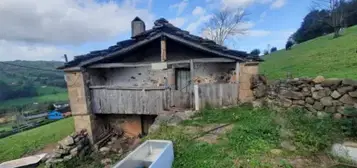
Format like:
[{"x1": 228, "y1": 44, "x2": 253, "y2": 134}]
[
  {"x1": 260, "y1": 25, "x2": 357, "y2": 80},
  {"x1": 0, "y1": 117, "x2": 74, "y2": 162},
  {"x1": 147, "y1": 106, "x2": 345, "y2": 168},
  {"x1": 0, "y1": 92, "x2": 68, "y2": 109},
  {"x1": 36, "y1": 86, "x2": 67, "y2": 96}
]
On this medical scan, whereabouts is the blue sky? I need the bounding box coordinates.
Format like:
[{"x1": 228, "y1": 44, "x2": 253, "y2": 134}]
[{"x1": 0, "y1": 0, "x2": 313, "y2": 61}]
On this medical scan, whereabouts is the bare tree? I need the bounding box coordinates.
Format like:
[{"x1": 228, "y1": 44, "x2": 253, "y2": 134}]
[
  {"x1": 312, "y1": 0, "x2": 345, "y2": 38},
  {"x1": 202, "y1": 8, "x2": 248, "y2": 46}
]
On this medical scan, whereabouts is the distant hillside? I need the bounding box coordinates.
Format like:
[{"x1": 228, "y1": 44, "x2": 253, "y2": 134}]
[
  {"x1": 260, "y1": 26, "x2": 357, "y2": 80},
  {"x1": 0, "y1": 61, "x2": 66, "y2": 101}
]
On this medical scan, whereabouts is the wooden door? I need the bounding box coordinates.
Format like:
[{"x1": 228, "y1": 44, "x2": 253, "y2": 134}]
[{"x1": 175, "y1": 68, "x2": 191, "y2": 92}]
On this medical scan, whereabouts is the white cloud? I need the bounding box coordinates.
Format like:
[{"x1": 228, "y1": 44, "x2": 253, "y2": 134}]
[
  {"x1": 0, "y1": 40, "x2": 78, "y2": 61},
  {"x1": 220, "y1": 0, "x2": 285, "y2": 9},
  {"x1": 192, "y1": 6, "x2": 205, "y2": 16},
  {"x1": 169, "y1": 17, "x2": 186, "y2": 27},
  {"x1": 186, "y1": 15, "x2": 212, "y2": 33},
  {"x1": 169, "y1": 0, "x2": 188, "y2": 16},
  {"x1": 270, "y1": 0, "x2": 286, "y2": 9},
  {"x1": 0, "y1": 0, "x2": 154, "y2": 45}
]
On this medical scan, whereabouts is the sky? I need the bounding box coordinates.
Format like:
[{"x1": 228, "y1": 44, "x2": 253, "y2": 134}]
[{"x1": 0, "y1": 0, "x2": 313, "y2": 61}]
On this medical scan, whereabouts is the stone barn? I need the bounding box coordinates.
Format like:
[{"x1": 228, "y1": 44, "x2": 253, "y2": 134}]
[{"x1": 58, "y1": 17, "x2": 261, "y2": 143}]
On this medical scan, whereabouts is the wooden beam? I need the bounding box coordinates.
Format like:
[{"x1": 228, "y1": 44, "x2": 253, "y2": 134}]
[
  {"x1": 89, "y1": 63, "x2": 151, "y2": 68},
  {"x1": 89, "y1": 58, "x2": 235, "y2": 69},
  {"x1": 161, "y1": 36, "x2": 167, "y2": 62},
  {"x1": 89, "y1": 86, "x2": 167, "y2": 90}
]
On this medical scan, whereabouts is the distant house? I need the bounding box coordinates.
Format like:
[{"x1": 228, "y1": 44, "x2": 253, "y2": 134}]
[
  {"x1": 58, "y1": 17, "x2": 262, "y2": 142},
  {"x1": 47, "y1": 110, "x2": 63, "y2": 120}
]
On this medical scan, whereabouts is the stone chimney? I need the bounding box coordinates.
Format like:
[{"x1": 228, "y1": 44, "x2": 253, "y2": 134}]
[{"x1": 131, "y1": 17, "x2": 145, "y2": 37}]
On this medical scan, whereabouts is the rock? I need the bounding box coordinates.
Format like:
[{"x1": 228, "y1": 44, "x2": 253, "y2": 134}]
[
  {"x1": 320, "y1": 97, "x2": 333, "y2": 106},
  {"x1": 99, "y1": 147, "x2": 110, "y2": 154},
  {"x1": 342, "y1": 79, "x2": 357, "y2": 87},
  {"x1": 252, "y1": 100, "x2": 263, "y2": 108},
  {"x1": 280, "y1": 97, "x2": 292, "y2": 107},
  {"x1": 63, "y1": 155, "x2": 73, "y2": 162},
  {"x1": 325, "y1": 106, "x2": 336, "y2": 113},
  {"x1": 55, "y1": 148, "x2": 69, "y2": 155},
  {"x1": 313, "y1": 76, "x2": 325, "y2": 84},
  {"x1": 101, "y1": 158, "x2": 112, "y2": 165},
  {"x1": 60, "y1": 136, "x2": 74, "y2": 146},
  {"x1": 337, "y1": 106, "x2": 345, "y2": 113},
  {"x1": 280, "y1": 128, "x2": 294, "y2": 139},
  {"x1": 337, "y1": 86, "x2": 354, "y2": 95},
  {"x1": 311, "y1": 87, "x2": 316, "y2": 93},
  {"x1": 280, "y1": 90, "x2": 304, "y2": 100},
  {"x1": 315, "y1": 84, "x2": 324, "y2": 90},
  {"x1": 343, "y1": 142, "x2": 357, "y2": 148},
  {"x1": 107, "y1": 141, "x2": 113, "y2": 145},
  {"x1": 331, "y1": 91, "x2": 342, "y2": 99},
  {"x1": 293, "y1": 100, "x2": 305, "y2": 106},
  {"x1": 331, "y1": 100, "x2": 342, "y2": 106},
  {"x1": 317, "y1": 111, "x2": 329, "y2": 118},
  {"x1": 253, "y1": 84, "x2": 267, "y2": 98},
  {"x1": 305, "y1": 104, "x2": 317, "y2": 112},
  {"x1": 305, "y1": 97, "x2": 315, "y2": 104},
  {"x1": 349, "y1": 91, "x2": 357, "y2": 98},
  {"x1": 281, "y1": 141, "x2": 296, "y2": 151},
  {"x1": 167, "y1": 114, "x2": 184, "y2": 126},
  {"x1": 70, "y1": 147, "x2": 78, "y2": 156},
  {"x1": 312, "y1": 89, "x2": 331, "y2": 100},
  {"x1": 50, "y1": 159, "x2": 64, "y2": 164},
  {"x1": 52, "y1": 152, "x2": 62, "y2": 158},
  {"x1": 331, "y1": 143, "x2": 357, "y2": 163},
  {"x1": 313, "y1": 102, "x2": 324, "y2": 111},
  {"x1": 111, "y1": 137, "x2": 118, "y2": 142},
  {"x1": 270, "y1": 149, "x2": 283, "y2": 155},
  {"x1": 334, "y1": 113, "x2": 342, "y2": 119},
  {"x1": 321, "y1": 79, "x2": 342, "y2": 89},
  {"x1": 339, "y1": 94, "x2": 357, "y2": 105}
]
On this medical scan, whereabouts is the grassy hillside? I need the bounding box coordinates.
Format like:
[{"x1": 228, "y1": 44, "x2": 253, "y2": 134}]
[
  {"x1": 0, "y1": 118, "x2": 74, "y2": 162},
  {"x1": 0, "y1": 93, "x2": 68, "y2": 110},
  {"x1": 260, "y1": 26, "x2": 357, "y2": 80}
]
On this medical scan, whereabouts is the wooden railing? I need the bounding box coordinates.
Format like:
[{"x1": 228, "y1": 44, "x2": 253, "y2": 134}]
[{"x1": 90, "y1": 86, "x2": 170, "y2": 115}]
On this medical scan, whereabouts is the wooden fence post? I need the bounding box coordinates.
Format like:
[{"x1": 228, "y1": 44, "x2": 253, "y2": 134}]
[{"x1": 194, "y1": 85, "x2": 200, "y2": 111}]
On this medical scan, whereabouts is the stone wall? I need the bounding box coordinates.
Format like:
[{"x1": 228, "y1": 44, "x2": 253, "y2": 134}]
[{"x1": 252, "y1": 75, "x2": 357, "y2": 117}]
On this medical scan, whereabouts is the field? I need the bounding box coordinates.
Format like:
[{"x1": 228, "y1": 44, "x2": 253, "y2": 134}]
[
  {"x1": 260, "y1": 25, "x2": 357, "y2": 80},
  {"x1": 146, "y1": 105, "x2": 350, "y2": 168},
  {"x1": 0, "y1": 117, "x2": 74, "y2": 162},
  {"x1": 0, "y1": 92, "x2": 68, "y2": 110}
]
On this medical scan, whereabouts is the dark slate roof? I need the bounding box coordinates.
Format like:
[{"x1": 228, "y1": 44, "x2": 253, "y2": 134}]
[{"x1": 59, "y1": 18, "x2": 262, "y2": 69}]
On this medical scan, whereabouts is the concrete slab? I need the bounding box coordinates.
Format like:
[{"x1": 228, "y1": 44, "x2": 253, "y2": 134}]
[{"x1": 0, "y1": 153, "x2": 47, "y2": 168}]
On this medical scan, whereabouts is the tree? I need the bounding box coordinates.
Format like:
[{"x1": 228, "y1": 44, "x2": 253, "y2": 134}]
[
  {"x1": 250, "y1": 49, "x2": 261, "y2": 56},
  {"x1": 270, "y1": 47, "x2": 277, "y2": 53},
  {"x1": 312, "y1": 0, "x2": 346, "y2": 38},
  {"x1": 203, "y1": 8, "x2": 248, "y2": 45},
  {"x1": 293, "y1": 10, "x2": 334, "y2": 43},
  {"x1": 285, "y1": 41, "x2": 294, "y2": 50},
  {"x1": 263, "y1": 50, "x2": 269, "y2": 55}
]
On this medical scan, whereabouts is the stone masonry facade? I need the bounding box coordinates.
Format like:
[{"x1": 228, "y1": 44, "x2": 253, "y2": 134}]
[{"x1": 251, "y1": 75, "x2": 357, "y2": 118}]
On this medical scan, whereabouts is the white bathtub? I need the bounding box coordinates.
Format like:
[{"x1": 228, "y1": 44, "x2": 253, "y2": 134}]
[{"x1": 113, "y1": 140, "x2": 174, "y2": 168}]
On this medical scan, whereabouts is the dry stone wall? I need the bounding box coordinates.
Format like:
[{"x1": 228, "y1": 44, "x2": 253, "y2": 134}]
[{"x1": 251, "y1": 75, "x2": 357, "y2": 117}]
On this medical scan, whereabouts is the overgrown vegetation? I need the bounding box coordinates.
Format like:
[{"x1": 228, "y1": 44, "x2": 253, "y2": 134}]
[
  {"x1": 147, "y1": 105, "x2": 349, "y2": 168},
  {"x1": 260, "y1": 25, "x2": 357, "y2": 79},
  {"x1": 0, "y1": 117, "x2": 74, "y2": 162}
]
